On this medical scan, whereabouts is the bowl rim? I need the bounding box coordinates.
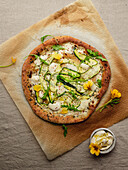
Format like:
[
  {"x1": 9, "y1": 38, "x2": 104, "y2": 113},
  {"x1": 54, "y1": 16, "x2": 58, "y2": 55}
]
[{"x1": 90, "y1": 128, "x2": 116, "y2": 154}]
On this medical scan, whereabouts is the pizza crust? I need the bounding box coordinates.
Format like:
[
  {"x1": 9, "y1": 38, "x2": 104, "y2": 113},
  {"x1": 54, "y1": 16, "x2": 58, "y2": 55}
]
[{"x1": 22, "y1": 36, "x2": 111, "y2": 124}]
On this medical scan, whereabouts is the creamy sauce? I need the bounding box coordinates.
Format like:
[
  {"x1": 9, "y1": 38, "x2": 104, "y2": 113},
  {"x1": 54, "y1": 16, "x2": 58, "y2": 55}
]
[{"x1": 91, "y1": 130, "x2": 114, "y2": 150}]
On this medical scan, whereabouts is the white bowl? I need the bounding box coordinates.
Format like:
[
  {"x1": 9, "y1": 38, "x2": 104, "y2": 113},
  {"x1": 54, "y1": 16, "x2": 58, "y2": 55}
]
[{"x1": 90, "y1": 128, "x2": 116, "y2": 154}]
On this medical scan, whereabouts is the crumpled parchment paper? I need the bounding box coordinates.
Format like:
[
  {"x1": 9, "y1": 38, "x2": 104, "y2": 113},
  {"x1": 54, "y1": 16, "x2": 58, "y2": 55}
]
[{"x1": 0, "y1": 0, "x2": 128, "y2": 160}]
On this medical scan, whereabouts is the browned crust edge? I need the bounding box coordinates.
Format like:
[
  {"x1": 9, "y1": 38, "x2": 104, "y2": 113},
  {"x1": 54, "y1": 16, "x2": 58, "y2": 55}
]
[{"x1": 22, "y1": 36, "x2": 111, "y2": 124}]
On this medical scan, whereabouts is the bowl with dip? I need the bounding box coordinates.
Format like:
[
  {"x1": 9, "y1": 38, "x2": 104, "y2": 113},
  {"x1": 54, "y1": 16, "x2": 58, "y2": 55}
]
[{"x1": 90, "y1": 128, "x2": 116, "y2": 154}]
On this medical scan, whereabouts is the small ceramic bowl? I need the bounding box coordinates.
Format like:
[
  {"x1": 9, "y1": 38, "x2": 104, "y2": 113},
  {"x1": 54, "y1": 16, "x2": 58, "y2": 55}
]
[{"x1": 90, "y1": 128, "x2": 116, "y2": 154}]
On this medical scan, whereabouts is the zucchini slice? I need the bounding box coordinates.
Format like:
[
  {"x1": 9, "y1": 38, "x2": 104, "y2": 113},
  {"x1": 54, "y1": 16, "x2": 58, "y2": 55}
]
[
  {"x1": 81, "y1": 64, "x2": 100, "y2": 80},
  {"x1": 50, "y1": 74, "x2": 57, "y2": 92},
  {"x1": 85, "y1": 58, "x2": 98, "y2": 67},
  {"x1": 45, "y1": 55, "x2": 54, "y2": 64},
  {"x1": 74, "y1": 49, "x2": 86, "y2": 61},
  {"x1": 39, "y1": 64, "x2": 48, "y2": 76},
  {"x1": 35, "y1": 91, "x2": 43, "y2": 104},
  {"x1": 60, "y1": 67, "x2": 80, "y2": 78}
]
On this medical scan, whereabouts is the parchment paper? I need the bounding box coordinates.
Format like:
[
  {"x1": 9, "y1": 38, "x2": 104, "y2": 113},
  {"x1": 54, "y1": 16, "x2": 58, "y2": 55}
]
[{"x1": 0, "y1": 0, "x2": 128, "y2": 160}]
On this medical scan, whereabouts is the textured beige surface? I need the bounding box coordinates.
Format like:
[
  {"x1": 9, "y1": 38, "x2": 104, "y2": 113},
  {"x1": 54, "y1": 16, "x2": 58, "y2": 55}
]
[{"x1": 0, "y1": 0, "x2": 128, "y2": 169}]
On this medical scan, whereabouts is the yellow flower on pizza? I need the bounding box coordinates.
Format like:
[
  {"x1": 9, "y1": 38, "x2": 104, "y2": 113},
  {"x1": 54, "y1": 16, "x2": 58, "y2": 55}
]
[
  {"x1": 83, "y1": 81, "x2": 93, "y2": 90},
  {"x1": 33, "y1": 84, "x2": 41, "y2": 92},
  {"x1": 61, "y1": 108, "x2": 68, "y2": 114},
  {"x1": 89, "y1": 143, "x2": 100, "y2": 156},
  {"x1": 111, "y1": 89, "x2": 121, "y2": 99},
  {"x1": 52, "y1": 52, "x2": 62, "y2": 60}
]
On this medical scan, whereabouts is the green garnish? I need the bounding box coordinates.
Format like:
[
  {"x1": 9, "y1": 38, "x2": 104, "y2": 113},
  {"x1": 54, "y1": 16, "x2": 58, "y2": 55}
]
[
  {"x1": 97, "y1": 79, "x2": 102, "y2": 88},
  {"x1": 96, "y1": 56, "x2": 107, "y2": 61},
  {"x1": 87, "y1": 49, "x2": 107, "y2": 62},
  {"x1": 62, "y1": 125, "x2": 68, "y2": 137},
  {"x1": 68, "y1": 91, "x2": 78, "y2": 99},
  {"x1": 41, "y1": 35, "x2": 54, "y2": 43},
  {"x1": 52, "y1": 44, "x2": 65, "y2": 51},
  {"x1": 96, "y1": 98, "x2": 120, "y2": 112},
  {"x1": 61, "y1": 104, "x2": 80, "y2": 111},
  {"x1": 29, "y1": 54, "x2": 39, "y2": 59}
]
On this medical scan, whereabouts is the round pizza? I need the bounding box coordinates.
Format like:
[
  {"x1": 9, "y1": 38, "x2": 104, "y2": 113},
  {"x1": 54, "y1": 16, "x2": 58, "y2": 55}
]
[{"x1": 22, "y1": 36, "x2": 111, "y2": 124}]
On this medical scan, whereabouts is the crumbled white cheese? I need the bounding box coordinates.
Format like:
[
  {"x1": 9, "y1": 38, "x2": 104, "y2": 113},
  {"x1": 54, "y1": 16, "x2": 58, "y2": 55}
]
[
  {"x1": 31, "y1": 75, "x2": 39, "y2": 84},
  {"x1": 77, "y1": 100, "x2": 89, "y2": 110},
  {"x1": 80, "y1": 63, "x2": 89, "y2": 70},
  {"x1": 63, "y1": 42, "x2": 74, "y2": 54},
  {"x1": 39, "y1": 91, "x2": 44, "y2": 98},
  {"x1": 48, "y1": 101, "x2": 61, "y2": 111},
  {"x1": 65, "y1": 64, "x2": 77, "y2": 71},
  {"x1": 34, "y1": 57, "x2": 41, "y2": 66},
  {"x1": 57, "y1": 85, "x2": 66, "y2": 95},
  {"x1": 49, "y1": 63, "x2": 59, "y2": 74},
  {"x1": 40, "y1": 55, "x2": 48, "y2": 60},
  {"x1": 91, "y1": 83, "x2": 97, "y2": 91}
]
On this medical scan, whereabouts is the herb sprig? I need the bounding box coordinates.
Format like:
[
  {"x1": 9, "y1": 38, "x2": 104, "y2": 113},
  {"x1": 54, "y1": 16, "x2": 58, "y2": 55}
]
[
  {"x1": 97, "y1": 89, "x2": 121, "y2": 112},
  {"x1": 97, "y1": 79, "x2": 102, "y2": 88},
  {"x1": 61, "y1": 104, "x2": 80, "y2": 111},
  {"x1": 62, "y1": 125, "x2": 68, "y2": 137},
  {"x1": 52, "y1": 44, "x2": 65, "y2": 51},
  {"x1": 87, "y1": 49, "x2": 107, "y2": 62},
  {"x1": 97, "y1": 98, "x2": 120, "y2": 112}
]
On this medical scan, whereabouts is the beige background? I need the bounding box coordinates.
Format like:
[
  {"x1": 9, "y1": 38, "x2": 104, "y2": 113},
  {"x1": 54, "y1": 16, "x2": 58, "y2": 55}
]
[{"x1": 0, "y1": 0, "x2": 128, "y2": 169}]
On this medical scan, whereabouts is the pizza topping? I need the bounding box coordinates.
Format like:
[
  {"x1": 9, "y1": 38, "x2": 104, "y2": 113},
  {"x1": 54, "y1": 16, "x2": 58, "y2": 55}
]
[
  {"x1": 52, "y1": 44, "x2": 65, "y2": 51},
  {"x1": 48, "y1": 101, "x2": 61, "y2": 111},
  {"x1": 83, "y1": 81, "x2": 93, "y2": 90},
  {"x1": 60, "y1": 67, "x2": 80, "y2": 79},
  {"x1": 40, "y1": 55, "x2": 48, "y2": 60},
  {"x1": 34, "y1": 57, "x2": 41, "y2": 66},
  {"x1": 52, "y1": 52, "x2": 62, "y2": 60},
  {"x1": 33, "y1": 84, "x2": 41, "y2": 92},
  {"x1": 65, "y1": 64, "x2": 77, "y2": 71},
  {"x1": 31, "y1": 75, "x2": 40, "y2": 84},
  {"x1": 61, "y1": 108, "x2": 68, "y2": 114},
  {"x1": 80, "y1": 63, "x2": 90, "y2": 70},
  {"x1": 97, "y1": 79, "x2": 102, "y2": 88},
  {"x1": 39, "y1": 90, "x2": 44, "y2": 98},
  {"x1": 74, "y1": 49, "x2": 86, "y2": 61},
  {"x1": 49, "y1": 63, "x2": 60, "y2": 74},
  {"x1": 57, "y1": 85, "x2": 66, "y2": 96},
  {"x1": 77, "y1": 100, "x2": 89, "y2": 111}
]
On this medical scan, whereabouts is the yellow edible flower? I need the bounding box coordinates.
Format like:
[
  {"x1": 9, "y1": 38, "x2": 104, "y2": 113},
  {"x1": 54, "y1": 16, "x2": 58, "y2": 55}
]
[
  {"x1": 52, "y1": 52, "x2": 62, "y2": 60},
  {"x1": 97, "y1": 89, "x2": 121, "y2": 112},
  {"x1": 0, "y1": 57, "x2": 16, "y2": 68},
  {"x1": 83, "y1": 81, "x2": 93, "y2": 90},
  {"x1": 111, "y1": 89, "x2": 121, "y2": 99},
  {"x1": 11, "y1": 57, "x2": 16, "y2": 64},
  {"x1": 33, "y1": 84, "x2": 41, "y2": 92},
  {"x1": 89, "y1": 143, "x2": 100, "y2": 156},
  {"x1": 61, "y1": 108, "x2": 68, "y2": 114}
]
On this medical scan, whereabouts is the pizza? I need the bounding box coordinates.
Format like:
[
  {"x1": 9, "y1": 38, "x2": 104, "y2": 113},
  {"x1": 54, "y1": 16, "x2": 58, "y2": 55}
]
[{"x1": 22, "y1": 36, "x2": 111, "y2": 124}]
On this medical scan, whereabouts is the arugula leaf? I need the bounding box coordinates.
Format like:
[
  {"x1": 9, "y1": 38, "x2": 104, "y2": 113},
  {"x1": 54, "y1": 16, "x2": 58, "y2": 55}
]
[
  {"x1": 61, "y1": 104, "x2": 80, "y2": 111},
  {"x1": 68, "y1": 91, "x2": 78, "y2": 99},
  {"x1": 29, "y1": 54, "x2": 39, "y2": 59},
  {"x1": 29, "y1": 54, "x2": 49, "y2": 65},
  {"x1": 52, "y1": 45, "x2": 65, "y2": 51},
  {"x1": 97, "y1": 79, "x2": 102, "y2": 88},
  {"x1": 87, "y1": 49, "x2": 107, "y2": 61},
  {"x1": 62, "y1": 125, "x2": 68, "y2": 137},
  {"x1": 96, "y1": 56, "x2": 107, "y2": 61},
  {"x1": 41, "y1": 35, "x2": 54, "y2": 43}
]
